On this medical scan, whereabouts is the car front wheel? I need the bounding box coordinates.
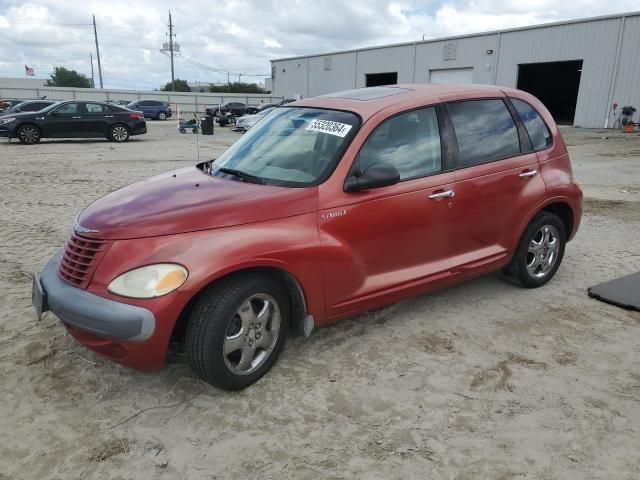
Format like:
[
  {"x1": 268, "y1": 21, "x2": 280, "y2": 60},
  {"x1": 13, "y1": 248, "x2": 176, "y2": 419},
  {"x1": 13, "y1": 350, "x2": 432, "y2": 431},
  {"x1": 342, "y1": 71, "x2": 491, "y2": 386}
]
[
  {"x1": 504, "y1": 212, "x2": 566, "y2": 288},
  {"x1": 17, "y1": 124, "x2": 41, "y2": 144},
  {"x1": 109, "y1": 124, "x2": 130, "y2": 142},
  {"x1": 185, "y1": 274, "x2": 289, "y2": 390}
]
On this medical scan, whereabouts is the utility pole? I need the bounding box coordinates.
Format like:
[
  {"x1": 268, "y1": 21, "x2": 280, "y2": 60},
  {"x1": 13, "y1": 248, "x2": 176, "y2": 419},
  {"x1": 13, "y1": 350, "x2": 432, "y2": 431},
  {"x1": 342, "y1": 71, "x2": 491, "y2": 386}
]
[
  {"x1": 227, "y1": 72, "x2": 230, "y2": 92},
  {"x1": 92, "y1": 14, "x2": 103, "y2": 88},
  {"x1": 90, "y1": 52, "x2": 95, "y2": 88},
  {"x1": 168, "y1": 11, "x2": 175, "y2": 91}
]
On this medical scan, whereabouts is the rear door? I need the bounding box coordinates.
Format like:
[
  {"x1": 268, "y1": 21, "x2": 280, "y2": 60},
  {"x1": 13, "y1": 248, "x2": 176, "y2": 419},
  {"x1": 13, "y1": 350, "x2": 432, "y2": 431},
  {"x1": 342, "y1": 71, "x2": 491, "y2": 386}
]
[
  {"x1": 443, "y1": 96, "x2": 546, "y2": 273},
  {"x1": 321, "y1": 105, "x2": 457, "y2": 318},
  {"x1": 84, "y1": 102, "x2": 111, "y2": 136}
]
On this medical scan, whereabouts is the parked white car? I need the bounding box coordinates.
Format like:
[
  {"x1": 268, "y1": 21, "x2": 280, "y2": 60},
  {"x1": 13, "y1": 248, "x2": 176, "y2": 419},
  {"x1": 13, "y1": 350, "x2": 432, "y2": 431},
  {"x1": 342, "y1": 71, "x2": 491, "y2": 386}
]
[{"x1": 232, "y1": 107, "x2": 276, "y2": 132}]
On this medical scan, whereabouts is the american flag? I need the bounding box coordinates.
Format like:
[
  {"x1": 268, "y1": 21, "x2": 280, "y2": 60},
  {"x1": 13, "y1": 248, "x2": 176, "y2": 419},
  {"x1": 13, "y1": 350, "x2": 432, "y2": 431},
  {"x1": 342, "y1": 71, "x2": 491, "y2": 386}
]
[{"x1": 24, "y1": 65, "x2": 35, "y2": 76}]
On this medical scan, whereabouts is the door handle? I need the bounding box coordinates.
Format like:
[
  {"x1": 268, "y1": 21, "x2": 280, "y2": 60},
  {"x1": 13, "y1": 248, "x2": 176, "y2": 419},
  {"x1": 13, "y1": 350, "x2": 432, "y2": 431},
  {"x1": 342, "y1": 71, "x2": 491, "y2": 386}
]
[
  {"x1": 428, "y1": 190, "x2": 455, "y2": 199},
  {"x1": 519, "y1": 169, "x2": 538, "y2": 178},
  {"x1": 105, "y1": 115, "x2": 114, "y2": 118},
  {"x1": 71, "y1": 116, "x2": 82, "y2": 119}
]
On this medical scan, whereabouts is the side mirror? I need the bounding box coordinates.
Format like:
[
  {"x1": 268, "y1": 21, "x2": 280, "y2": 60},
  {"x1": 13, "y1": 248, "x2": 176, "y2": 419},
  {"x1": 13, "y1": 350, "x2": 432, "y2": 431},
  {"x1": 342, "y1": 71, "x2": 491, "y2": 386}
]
[{"x1": 345, "y1": 163, "x2": 400, "y2": 192}]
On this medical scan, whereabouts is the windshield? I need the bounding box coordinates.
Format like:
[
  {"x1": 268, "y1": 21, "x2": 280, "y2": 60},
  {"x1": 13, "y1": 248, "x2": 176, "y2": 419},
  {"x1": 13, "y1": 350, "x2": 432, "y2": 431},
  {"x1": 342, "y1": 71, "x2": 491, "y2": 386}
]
[
  {"x1": 208, "y1": 107, "x2": 360, "y2": 187},
  {"x1": 38, "y1": 101, "x2": 64, "y2": 113}
]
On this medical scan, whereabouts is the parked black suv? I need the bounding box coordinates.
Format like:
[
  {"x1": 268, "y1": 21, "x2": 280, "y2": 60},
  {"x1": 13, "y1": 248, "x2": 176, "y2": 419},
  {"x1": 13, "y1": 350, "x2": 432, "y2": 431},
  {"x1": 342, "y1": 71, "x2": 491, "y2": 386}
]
[{"x1": 205, "y1": 102, "x2": 247, "y2": 117}]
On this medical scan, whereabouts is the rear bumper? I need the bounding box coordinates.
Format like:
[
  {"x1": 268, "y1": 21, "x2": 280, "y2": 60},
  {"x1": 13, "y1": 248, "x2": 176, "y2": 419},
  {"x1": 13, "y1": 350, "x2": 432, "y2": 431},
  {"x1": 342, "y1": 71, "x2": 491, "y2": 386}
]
[
  {"x1": 131, "y1": 123, "x2": 147, "y2": 135},
  {"x1": 37, "y1": 255, "x2": 155, "y2": 341}
]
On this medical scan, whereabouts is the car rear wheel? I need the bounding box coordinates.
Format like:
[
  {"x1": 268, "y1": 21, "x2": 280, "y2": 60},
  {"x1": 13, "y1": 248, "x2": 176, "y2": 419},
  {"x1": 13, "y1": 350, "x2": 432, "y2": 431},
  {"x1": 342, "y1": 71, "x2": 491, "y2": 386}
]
[
  {"x1": 158, "y1": 112, "x2": 167, "y2": 121},
  {"x1": 504, "y1": 212, "x2": 566, "y2": 288},
  {"x1": 17, "y1": 124, "x2": 41, "y2": 144},
  {"x1": 185, "y1": 274, "x2": 289, "y2": 390},
  {"x1": 109, "y1": 124, "x2": 130, "y2": 142}
]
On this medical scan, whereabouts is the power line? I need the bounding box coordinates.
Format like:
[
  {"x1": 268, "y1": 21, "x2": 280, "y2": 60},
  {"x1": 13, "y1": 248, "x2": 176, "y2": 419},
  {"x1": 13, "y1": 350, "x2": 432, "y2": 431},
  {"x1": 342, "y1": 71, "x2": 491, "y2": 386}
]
[{"x1": 175, "y1": 53, "x2": 269, "y2": 77}]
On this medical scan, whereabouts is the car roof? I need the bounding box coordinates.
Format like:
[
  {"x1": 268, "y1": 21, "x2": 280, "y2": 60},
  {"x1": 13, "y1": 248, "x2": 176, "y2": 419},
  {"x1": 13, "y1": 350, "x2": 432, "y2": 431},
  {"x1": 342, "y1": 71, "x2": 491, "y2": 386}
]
[
  {"x1": 291, "y1": 83, "x2": 518, "y2": 121},
  {"x1": 17, "y1": 99, "x2": 54, "y2": 104}
]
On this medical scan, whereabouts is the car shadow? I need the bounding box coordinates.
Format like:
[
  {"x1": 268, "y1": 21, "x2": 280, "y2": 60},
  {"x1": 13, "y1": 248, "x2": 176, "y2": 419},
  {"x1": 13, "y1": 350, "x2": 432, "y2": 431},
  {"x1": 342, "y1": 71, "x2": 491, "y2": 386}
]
[{"x1": 2, "y1": 138, "x2": 148, "y2": 146}]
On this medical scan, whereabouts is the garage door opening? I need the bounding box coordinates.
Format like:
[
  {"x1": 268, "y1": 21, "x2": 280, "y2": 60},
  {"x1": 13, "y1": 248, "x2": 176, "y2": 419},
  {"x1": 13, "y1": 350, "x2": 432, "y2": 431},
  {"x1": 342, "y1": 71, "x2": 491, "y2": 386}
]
[
  {"x1": 429, "y1": 67, "x2": 474, "y2": 84},
  {"x1": 366, "y1": 72, "x2": 398, "y2": 87},
  {"x1": 517, "y1": 60, "x2": 583, "y2": 125}
]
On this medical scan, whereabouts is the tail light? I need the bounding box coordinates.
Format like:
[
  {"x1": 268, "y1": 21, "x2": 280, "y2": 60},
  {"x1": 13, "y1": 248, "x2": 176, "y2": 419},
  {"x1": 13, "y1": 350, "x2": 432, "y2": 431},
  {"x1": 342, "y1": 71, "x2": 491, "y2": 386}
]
[{"x1": 129, "y1": 113, "x2": 144, "y2": 119}]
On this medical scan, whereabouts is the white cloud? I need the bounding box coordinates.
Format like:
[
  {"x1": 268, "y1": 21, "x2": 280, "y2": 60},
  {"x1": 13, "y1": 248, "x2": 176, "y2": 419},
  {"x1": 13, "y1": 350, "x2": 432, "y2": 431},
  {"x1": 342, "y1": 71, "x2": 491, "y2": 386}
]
[{"x1": 0, "y1": 0, "x2": 636, "y2": 90}]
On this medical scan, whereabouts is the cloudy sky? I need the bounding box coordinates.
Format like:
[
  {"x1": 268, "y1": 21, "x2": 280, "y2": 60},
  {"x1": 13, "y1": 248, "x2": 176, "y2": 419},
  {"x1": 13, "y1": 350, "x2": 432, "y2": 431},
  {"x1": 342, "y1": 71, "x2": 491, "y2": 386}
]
[{"x1": 0, "y1": 0, "x2": 637, "y2": 90}]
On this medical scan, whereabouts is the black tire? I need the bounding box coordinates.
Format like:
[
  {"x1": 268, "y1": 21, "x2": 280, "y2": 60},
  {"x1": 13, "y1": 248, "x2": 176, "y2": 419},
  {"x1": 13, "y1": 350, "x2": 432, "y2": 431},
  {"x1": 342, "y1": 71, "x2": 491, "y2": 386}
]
[
  {"x1": 17, "y1": 124, "x2": 41, "y2": 144},
  {"x1": 158, "y1": 112, "x2": 167, "y2": 121},
  {"x1": 109, "y1": 124, "x2": 130, "y2": 142},
  {"x1": 192, "y1": 128, "x2": 198, "y2": 134},
  {"x1": 504, "y1": 212, "x2": 566, "y2": 288},
  {"x1": 185, "y1": 273, "x2": 290, "y2": 390},
  {"x1": 179, "y1": 128, "x2": 186, "y2": 134}
]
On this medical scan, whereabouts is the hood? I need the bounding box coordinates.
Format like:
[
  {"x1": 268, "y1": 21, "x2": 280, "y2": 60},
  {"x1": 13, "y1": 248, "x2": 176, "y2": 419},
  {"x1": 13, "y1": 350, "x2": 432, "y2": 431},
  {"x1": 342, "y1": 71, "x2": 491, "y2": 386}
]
[
  {"x1": 77, "y1": 165, "x2": 318, "y2": 240},
  {"x1": 0, "y1": 110, "x2": 41, "y2": 120}
]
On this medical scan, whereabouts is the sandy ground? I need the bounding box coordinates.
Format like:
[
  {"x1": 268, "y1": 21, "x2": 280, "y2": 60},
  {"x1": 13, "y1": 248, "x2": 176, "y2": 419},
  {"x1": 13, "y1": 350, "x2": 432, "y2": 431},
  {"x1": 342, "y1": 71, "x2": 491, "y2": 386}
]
[{"x1": 0, "y1": 122, "x2": 639, "y2": 480}]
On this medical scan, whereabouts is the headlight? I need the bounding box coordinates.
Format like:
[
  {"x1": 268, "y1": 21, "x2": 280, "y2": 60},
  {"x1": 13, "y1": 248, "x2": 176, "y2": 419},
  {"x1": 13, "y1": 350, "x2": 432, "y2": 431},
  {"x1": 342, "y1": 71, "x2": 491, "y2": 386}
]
[
  {"x1": 108, "y1": 264, "x2": 188, "y2": 298},
  {"x1": 0, "y1": 117, "x2": 16, "y2": 125}
]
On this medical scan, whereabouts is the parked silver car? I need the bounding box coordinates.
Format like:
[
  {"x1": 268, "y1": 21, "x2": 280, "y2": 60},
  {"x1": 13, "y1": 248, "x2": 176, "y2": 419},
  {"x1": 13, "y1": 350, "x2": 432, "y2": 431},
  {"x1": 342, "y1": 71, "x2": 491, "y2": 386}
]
[{"x1": 232, "y1": 107, "x2": 276, "y2": 132}]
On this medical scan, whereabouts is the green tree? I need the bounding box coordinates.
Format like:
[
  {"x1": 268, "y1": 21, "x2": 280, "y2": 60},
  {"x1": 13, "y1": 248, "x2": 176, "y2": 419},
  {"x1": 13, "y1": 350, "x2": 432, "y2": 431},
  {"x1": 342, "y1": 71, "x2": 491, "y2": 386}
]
[
  {"x1": 45, "y1": 67, "x2": 91, "y2": 88},
  {"x1": 208, "y1": 82, "x2": 266, "y2": 94},
  {"x1": 161, "y1": 79, "x2": 190, "y2": 92}
]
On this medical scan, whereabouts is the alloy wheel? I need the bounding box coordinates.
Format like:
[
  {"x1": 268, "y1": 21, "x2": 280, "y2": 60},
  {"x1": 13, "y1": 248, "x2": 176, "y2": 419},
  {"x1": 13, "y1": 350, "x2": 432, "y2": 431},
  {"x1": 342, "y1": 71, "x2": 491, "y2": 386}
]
[
  {"x1": 223, "y1": 293, "x2": 281, "y2": 375},
  {"x1": 158, "y1": 112, "x2": 166, "y2": 120},
  {"x1": 526, "y1": 225, "x2": 560, "y2": 279},
  {"x1": 111, "y1": 126, "x2": 129, "y2": 142},
  {"x1": 19, "y1": 126, "x2": 39, "y2": 144}
]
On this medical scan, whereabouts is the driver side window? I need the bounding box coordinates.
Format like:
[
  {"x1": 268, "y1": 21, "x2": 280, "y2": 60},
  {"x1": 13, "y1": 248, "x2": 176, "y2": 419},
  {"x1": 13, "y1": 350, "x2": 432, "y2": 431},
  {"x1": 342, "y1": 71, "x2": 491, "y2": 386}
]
[
  {"x1": 53, "y1": 103, "x2": 80, "y2": 115},
  {"x1": 357, "y1": 107, "x2": 442, "y2": 181}
]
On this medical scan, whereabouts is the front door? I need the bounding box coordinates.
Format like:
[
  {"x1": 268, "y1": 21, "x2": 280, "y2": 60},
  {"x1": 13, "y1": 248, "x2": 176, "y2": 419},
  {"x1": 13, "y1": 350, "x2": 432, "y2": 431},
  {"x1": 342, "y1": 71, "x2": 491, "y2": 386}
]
[
  {"x1": 320, "y1": 105, "x2": 456, "y2": 319},
  {"x1": 43, "y1": 102, "x2": 85, "y2": 137}
]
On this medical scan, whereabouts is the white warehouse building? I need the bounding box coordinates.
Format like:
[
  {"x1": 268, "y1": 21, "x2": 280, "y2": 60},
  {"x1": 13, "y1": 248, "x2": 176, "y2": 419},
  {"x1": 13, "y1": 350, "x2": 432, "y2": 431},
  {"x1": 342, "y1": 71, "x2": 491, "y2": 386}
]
[{"x1": 271, "y1": 11, "x2": 640, "y2": 128}]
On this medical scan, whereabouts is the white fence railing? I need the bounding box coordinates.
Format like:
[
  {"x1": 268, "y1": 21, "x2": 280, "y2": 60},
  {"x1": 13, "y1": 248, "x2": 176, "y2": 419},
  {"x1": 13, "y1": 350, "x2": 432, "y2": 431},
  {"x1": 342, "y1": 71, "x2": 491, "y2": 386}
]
[{"x1": 0, "y1": 86, "x2": 284, "y2": 116}]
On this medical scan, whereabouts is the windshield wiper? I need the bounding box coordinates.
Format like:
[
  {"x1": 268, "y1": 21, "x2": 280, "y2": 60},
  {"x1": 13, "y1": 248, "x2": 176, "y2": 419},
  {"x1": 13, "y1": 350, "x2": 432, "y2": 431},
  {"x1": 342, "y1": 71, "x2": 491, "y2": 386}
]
[{"x1": 217, "y1": 167, "x2": 266, "y2": 185}]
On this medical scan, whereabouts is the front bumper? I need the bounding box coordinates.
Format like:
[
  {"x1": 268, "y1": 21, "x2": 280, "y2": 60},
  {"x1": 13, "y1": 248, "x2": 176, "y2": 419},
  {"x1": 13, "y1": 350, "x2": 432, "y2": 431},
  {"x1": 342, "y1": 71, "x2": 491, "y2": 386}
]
[{"x1": 35, "y1": 255, "x2": 155, "y2": 341}]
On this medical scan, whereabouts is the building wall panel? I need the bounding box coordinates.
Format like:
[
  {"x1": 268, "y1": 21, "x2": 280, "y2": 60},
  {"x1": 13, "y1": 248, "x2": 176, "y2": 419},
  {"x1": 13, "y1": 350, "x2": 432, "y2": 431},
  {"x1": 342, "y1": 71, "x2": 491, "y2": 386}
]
[
  {"x1": 495, "y1": 18, "x2": 622, "y2": 126},
  {"x1": 271, "y1": 13, "x2": 639, "y2": 127},
  {"x1": 308, "y1": 52, "x2": 357, "y2": 96},
  {"x1": 610, "y1": 15, "x2": 640, "y2": 126},
  {"x1": 415, "y1": 34, "x2": 499, "y2": 85},
  {"x1": 354, "y1": 45, "x2": 415, "y2": 87}
]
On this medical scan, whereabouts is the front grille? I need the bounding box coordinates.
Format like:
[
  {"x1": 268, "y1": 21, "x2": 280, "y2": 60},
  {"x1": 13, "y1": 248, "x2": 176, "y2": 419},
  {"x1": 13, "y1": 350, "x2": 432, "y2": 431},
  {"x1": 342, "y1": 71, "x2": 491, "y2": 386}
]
[{"x1": 57, "y1": 232, "x2": 111, "y2": 289}]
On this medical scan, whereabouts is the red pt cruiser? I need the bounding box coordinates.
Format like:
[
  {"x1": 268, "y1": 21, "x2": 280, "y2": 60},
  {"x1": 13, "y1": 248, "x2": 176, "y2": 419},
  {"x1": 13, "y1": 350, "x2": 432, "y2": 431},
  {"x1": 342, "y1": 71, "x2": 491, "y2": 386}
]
[{"x1": 33, "y1": 84, "x2": 582, "y2": 390}]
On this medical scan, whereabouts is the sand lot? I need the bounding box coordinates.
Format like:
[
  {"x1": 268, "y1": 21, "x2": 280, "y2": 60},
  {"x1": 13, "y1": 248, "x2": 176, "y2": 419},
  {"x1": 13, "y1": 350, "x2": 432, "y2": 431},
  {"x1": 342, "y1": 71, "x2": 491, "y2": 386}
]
[{"x1": 0, "y1": 122, "x2": 639, "y2": 479}]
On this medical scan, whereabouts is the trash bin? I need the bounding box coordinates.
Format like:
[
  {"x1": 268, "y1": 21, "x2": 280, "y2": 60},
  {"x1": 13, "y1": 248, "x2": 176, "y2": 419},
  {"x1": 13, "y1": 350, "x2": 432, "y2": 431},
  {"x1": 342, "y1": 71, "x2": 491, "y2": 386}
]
[{"x1": 201, "y1": 115, "x2": 214, "y2": 135}]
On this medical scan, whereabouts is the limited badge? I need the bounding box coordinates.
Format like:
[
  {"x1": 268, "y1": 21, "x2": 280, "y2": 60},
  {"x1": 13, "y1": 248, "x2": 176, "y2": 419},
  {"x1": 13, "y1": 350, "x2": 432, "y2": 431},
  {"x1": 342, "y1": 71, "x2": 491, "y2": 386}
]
[{"x1": 306, "y1": 119, "x2": 353, "y2": 137}]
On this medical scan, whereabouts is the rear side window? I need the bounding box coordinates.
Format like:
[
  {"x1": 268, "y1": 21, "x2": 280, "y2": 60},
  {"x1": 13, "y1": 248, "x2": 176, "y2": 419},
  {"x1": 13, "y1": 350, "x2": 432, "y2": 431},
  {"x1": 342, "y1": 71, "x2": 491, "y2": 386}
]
[
  {"x1": 511, "y1": 99, "x2": 552, "y2": 151},
  {"x1": 448, "y1": 99, "x2": 520, "y2": 167},
  {"x1": 85, "y1": 103, "x2": 105, "y2": 113},
  {"x1": 358, "y1": 107, "x2": 442, "y2": 181}
]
